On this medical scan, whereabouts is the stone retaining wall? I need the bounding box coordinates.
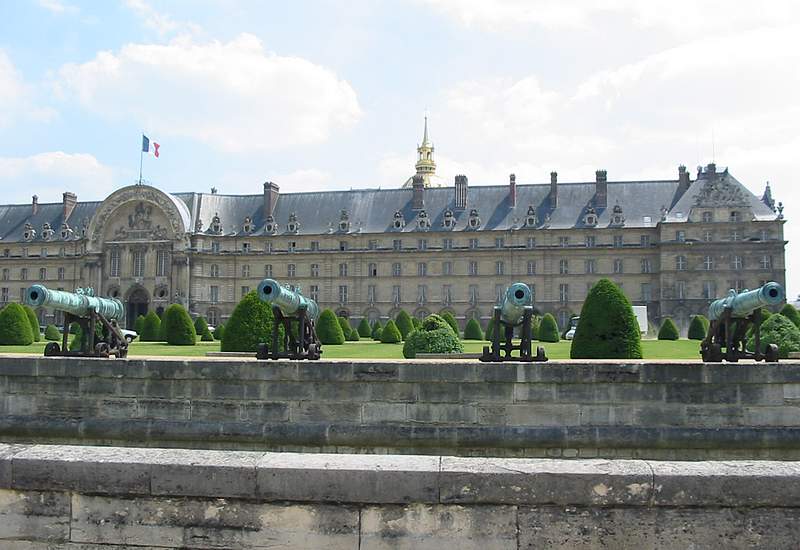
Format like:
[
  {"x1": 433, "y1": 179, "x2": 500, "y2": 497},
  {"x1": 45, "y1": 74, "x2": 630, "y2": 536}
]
[
  {"x1": 2, "y1": 356, "x2": 800, "y2": 459},
  {"x1": 1, "y1": 444, "x2": 799, "y2": 549}
]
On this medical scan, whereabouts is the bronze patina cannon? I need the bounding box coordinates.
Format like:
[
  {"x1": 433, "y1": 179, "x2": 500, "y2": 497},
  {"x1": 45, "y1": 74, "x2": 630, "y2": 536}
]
[
  {"x1": 25, "y1": 285, "x2": 128, "y2": 358},
  {"x1": 700, "y1": 281, "x2": 784, "y2": 362},
  {"x1": 480, "y1": 282, "x2": 547, "y2": 362},
  {"x1": 255, "y1": 279, "x2": 322, "y2": 360}
]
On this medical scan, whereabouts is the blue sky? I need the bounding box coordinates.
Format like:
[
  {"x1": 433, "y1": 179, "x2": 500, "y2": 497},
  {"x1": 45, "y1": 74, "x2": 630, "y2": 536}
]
[{"x1": 1, "y1": 0, "x2": 799, "y2": 295}]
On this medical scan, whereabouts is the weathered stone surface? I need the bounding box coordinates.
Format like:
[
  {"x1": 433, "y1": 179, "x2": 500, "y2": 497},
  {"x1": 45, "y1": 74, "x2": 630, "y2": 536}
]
[
  {"x1": 257, "y1": 452, "x2": 439, "y2": 503},
  {"x1": 0, "y1": 443, "x2": 28, "y2": 487},
  {"x1": 149, "y1": 448, "x2": 262, "y2": 499},
  {"x1": 440, "y1": 457, "x2": 652, "y2": 505},
  {"x1": 0, "y1": 489, "x2": 70, "y2": 542},
  {"x1": 360, "y1": 503, "x2": 517, "y2": 550}
]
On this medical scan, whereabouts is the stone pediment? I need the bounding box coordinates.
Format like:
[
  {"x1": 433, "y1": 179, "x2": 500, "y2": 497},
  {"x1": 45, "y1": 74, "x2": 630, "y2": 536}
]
[{"x1": 692, "y1": 176, "x2": 749, "y2": 207}]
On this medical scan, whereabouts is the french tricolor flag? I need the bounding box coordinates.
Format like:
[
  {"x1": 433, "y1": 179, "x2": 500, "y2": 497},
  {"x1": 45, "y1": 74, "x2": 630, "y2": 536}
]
[{"x1": 142, "y1": 134, "x2": 160, "y2": 158}]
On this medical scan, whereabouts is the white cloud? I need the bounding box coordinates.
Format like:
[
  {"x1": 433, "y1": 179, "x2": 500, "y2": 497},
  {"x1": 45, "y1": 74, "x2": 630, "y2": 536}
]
[
  {"x1": 0, "y1": 50, "x2": 56, "y2": 127},
  {"x1": 56, "y1": 34, "x2": 362, "y2": 153},
  {"x1": 37, "y1": 0, "x2": 78, "y2": 14},
  {"x1": 0, "y1": 152, "x2": 115, "y2": 203},
  {"x1": 123, "y1": 0, "x2": 197, "y2": 36},
  {"x1": 218, "y1": 168, "x2": 337, "y2": 195}
]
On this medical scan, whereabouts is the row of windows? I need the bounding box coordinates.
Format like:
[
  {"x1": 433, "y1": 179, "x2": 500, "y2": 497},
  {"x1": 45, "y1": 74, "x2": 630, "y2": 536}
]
[
  {"x1": 108, "y1": 249, "x2": 170, "y2": 278},
  {"x1": 674, "y1": 228, "x2": 770, "y2": 243},
  {"x1": 674, "y1": 255, "x2": 773, "y2": 271},
  {"x1": 1, "y1": 267, "x2": 66, "y2": 281}
]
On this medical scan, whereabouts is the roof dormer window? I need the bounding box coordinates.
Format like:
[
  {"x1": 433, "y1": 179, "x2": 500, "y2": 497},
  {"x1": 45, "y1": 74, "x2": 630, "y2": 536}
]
[
  {"x1": 23, "y1": 223, "x2": 36, "y2": 241},
  {"x1": 583, "y1": 206, "x2": 598, "y2": 227},
  {"x1": 525, "y1": 205, "x2": 537, "y2": 228},
  {"x1": 393, "y1": 210, "x2": 405, "y2": 230},
  {"x1": 287, "y1": 212, "x2": 300, "y2": 234},
  {"x1": 417, "y1": 210, "x2": 431, "y2": 230},
  {"x1": 467, "y1": 209, "x2": 481, "y2": 230},
  {"x1": 210, "y1": 213, "x2": 223, "y2": 234},
  {"x1": 442, "y1": 209, "x2": 455, "y2": 229},
  {"x1": 41, "y1": 223, "x2": 54, "y2": 241},
  {"x1": 338, "y1": 209, "x2": 351, "y2": 232},
  {"x1": 60, "y1": 223, "x2": 73, "y2": 240},
  {"x1": 610, "y1": 204, "x2": 625, "y2": 226},
  {"x1": 242, "y1": 216, "x2": 254, "y2": 233},
  {"x1": 264, "y1": 215, "x2": 277, "y2": 234}
]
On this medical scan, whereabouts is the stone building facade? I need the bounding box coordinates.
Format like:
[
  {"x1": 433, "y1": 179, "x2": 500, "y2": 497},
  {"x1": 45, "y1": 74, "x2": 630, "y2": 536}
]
[{"x1": 0, "y1": 127, "x2": 786, "y2": 334}]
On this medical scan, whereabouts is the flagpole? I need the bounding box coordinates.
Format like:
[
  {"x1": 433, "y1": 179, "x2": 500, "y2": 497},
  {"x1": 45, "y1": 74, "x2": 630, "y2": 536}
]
[{"x1": 138, "y1": 147, "x2": 143, "y2": 185}]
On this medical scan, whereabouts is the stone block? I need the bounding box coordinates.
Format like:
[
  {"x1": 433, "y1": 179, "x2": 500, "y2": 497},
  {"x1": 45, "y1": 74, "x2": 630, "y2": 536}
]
[
  {"x1": 639, "y1": 363, "x2": 704, "y2": 384},
  {"x1": 738, "y1": 384, "x2": 784, "y2": 405},
  {"x1": 0, "y1": 444, "x2": 27, "y2": 488},
  {"x1": 257, "y1": 453, "x2": 439, "y2": 503},
  {"x1": 418, "y1": 382, "x2": 461, "y2": 403},
  {"x1": 474, "y1": 364, "x2": 517, "y2": 383},
  {"x1": 579, "y1": 405, "x2": 635, "y2": 426},
  {"x1": 407, "y1": 403, "x2": 477, "y2": 424},
  {"x1": 311, "y1": 381, "x2": 370, "y2": 401},
  {"x1": 612, "y1": 383, "x2": 665, "y2": 402},
  {"x1": 262, "y1": 381, "x2": 313, "y2": 401},
  {"x1": 11, "y1": 445, "x2": 152, "y2": 495},
  {"x1": 743, "y1": 406, "x2": 800, "y2": 426},
  {"x1": 0, "y1": 489, "x2": 70, "y2": 542},
  {"x1": 96, "y1": 398, "x2": 139, "y2": 419},
  {"x1": 298, "y1": 362, "x2": 353, "y2": 381},
  {"x1": 506, "y1": 404, "x2": 580, "y2": 426},
  {"x1": 398, "y1": 363, "x2": 476, "y2": 383},
  {"x1": 149, "y1": 448, "x2": 261, "y2": 498},
  {"x1": 137, "y1": 398, "x2": 190, "y2": 420},
  {"x1": 362, "y1": 402, "x2": 407, "y2": 423},
  {"x1": 461, "y1": 383, "x2": 513, "y2": 403},
  {"x1": 9, "y1": 375, "x2": 79, "y2": 395},
  {"x1": 513, "y1": 383, "x2": 556, "y2": 402},
  {"x1": 440, "y1": 457, "x2": 652, "y2": 505},
  {"x1": 684, "y1": 405, "x2": 743, "y2": 426},
  {"x1": 665, "y1": 383, "x2": 738, "y2": 404},
  {"x1": 369, "y1": 382, "x2": 417, "y2": 402},
  {"x1": 556, "y1": 383, "x2": 613, "y2": 403},
  {"x1": 360, "y1": 503, "x2": 517, "y2": 550},
  {"x1": 243, "y1": 401, "x2": 290, "y2": 422},
  {"x1": 190, "y1": 400, "x2": 242, "y2": 421},
  {"x1": 290, "y1": 402, "x2": 362, "y2": 423},
  {"x1": 353, "y1": 362, "x2": 399, "y2": 381}
]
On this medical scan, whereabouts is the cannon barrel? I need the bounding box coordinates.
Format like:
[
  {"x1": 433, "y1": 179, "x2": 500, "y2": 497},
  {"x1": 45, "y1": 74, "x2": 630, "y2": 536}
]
[
  {"x1": 25, "y1": 284, "x2": 124, "y2": 320},
  {"x1": 497, "y1": 282, "x2": 533, "y2": 325},
  {"x1": 257, "y1": 279, "x2": 320, "y2": 321},
  {"x1": 708, "y1": 281, "x2": 785, "y2": 321}
]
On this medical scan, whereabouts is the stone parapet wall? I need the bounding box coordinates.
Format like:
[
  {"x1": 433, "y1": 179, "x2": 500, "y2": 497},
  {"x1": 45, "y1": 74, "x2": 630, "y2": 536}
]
[
  {"x1": 1, "y1": 444, "x2": 799, "y2": 549},
  {"x1": 2, "y1": 356, "x2": 800, "y2": 459}
]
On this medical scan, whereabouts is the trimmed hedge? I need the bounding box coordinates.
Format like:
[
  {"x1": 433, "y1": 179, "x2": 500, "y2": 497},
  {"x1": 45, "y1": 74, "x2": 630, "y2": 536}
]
[
  {"x1": 23, "y1": 305, "x2": 40, "y2": 342},
  {"x1": 412, "y1": 317, "x2": 422, "y2": 330},
  {"x1": 44, "y1": 324, "x2": 61, "y2": 341},
  {"x1": 380, "y1": 319, "x2": 402, "y2": 343},
  {"x1": 194, "y1": 316, "x2": 214, "y2": 342},
  {"x1": 371, "y1": 320, "x2": 383, "y2": 341},
  {"x1": 214, "y1": 323, "x2": 225, "y2": 341},
  {"x1": 357, "y1": 318, "x2": 372, "y2": 338},
  {"x1": 688, "y1": 315, "x2": 709, "y2": 340},
  {"x1": 538, "y1": 313, "x2": 560, "y2": 343},
  {"x1": 440, "y1": 312, "x2": 459, "y2": 336},
  {"x1": 658, "y1": 318, "x2": 680, "y2": 340},
  {"x1": 133, "y1": 315, "x2": 145, "y2": 335},
  {"x1": 337, "y1": 317, "x2": 352, "y2": 339},
  {"x1": 485, "y1": 318, "x2": 497, "y2": 341},
  {"x1": 748, "y1": 313, "x2": 800, "y2": 359},
  {"x1": 530, "y1": 315, "x2": 541, "y2": 340},
  {"x1": 780, "y1": 304, "x2": 800, "y2": 329},
  {"x1": 221, "y1": 291, "x2": 281, "y2": 352},
  {"x1": 317, "y1": 309, "x2": 345, "y2": 345},
  {"x1": 0, "y1": 303, "x2": 34, "y2": 345},
  {"x1": 395, "y1": 310, "x2": 414, "y2": 340},
  {"x1": 346, "y1": 329, "x2": 360, "y2": 342},
  {"x1": 402, "y1": 314, "x2": 464, "y2": 359},
  {"x1": 140, "y1": 311, "x2": 161, "y2": 342},
  {"x1": 570, "y1": 278, "x2": 642, "y2": 359},
  {"x1": 463, "y1": 318, "x2": 484, "y2": 340},
  {"x1": 163, "y1": 304, "x2": 196, "y2": 346}
]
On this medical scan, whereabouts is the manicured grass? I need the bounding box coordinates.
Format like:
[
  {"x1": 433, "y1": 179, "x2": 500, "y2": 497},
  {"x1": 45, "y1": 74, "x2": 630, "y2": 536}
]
[{"x1": 0, "y1": 337, "x2": 702, "y2": 360}]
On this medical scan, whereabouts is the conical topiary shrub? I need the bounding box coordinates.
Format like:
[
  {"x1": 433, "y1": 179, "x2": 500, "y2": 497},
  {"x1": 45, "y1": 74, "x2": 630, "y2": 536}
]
[
  {"x1": 44, "y1": 324, "x2": 61, "y2": 341},
  {"x1": 780, "y1": 304, "x2": 800, "y2": 329},
  {"x1": 194, "y1": 316, "x2": 214, "y2": 342},
  {"x1": 381, "y1": 319, "x2": 402, "y2": 343},
  {"x1": 658, "y1": 318, "x2": 680, "y2": 340},
  {"x1": 221, "y1": 291, "x2": 282, "y2": 352},
  {"x1": 346, "y1": 329, "x2": 360, "y2": 341},
  {"x1": 214, "y1": 323, "x2": 225, "y2": 341},
  {"x1": 371, "y1": 320, "x2": 383, "y2": 341},
  {"x1": 163, "y1": 304, "x2": 196, "y2": 346},
  {"x1": 485, "y1": 318, "x2": 497, "y2": 341},
  {"x1": 412, "y1": 317, "x2": 422, "y2": 330},
  {"x1": 337, "y1": 317, "x2": 352, "y2": 339},
  {"x1": 23, "y1": 305, "x2": 40, "y2": 342},
  {"x1": 0, "y1": 303, "x2": 34, "y2": 345},
  {"x1": 463, "y1": 318, "x2": 484, "y2": 340},
  {"x1": 538, "y1": 313, "x2": 560, "y2": 343},
  {"x1": 688, "y1": 315, "x2": 709, "y2": 340},
  {"x1": 357, "y1": 318, "x2": 372, "y2": 338},
  {"x1": 133, "y1": 314, "x2": 145, "y2": 335},
  {"x1": 530, "y1": 315, "x2": 541, "y2": 340},
  {"x1": 570, "y1": 278, "x2": 643, "y2": 359},
  {"x1": 395, "y1": 310, "x2": 413, "y2": 340},
  {"x1": 440, "y1": 312, "x2": 459, "y2": 336},
  {"x1": 140, "y1": 311, "x2": 161, "y2": 342},
  {"x1": 317, "y1": 309, "x2": 345, "y2": 345}
]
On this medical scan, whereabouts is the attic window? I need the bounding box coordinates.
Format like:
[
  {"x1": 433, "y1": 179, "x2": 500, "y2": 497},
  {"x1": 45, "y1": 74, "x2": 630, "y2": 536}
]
[
  {"x1": 242, "y1": 216, "x2": 254, "y2": 233},
  {"x1": 41, "y1": 223, "x2": 54, "y2": 241},
  {"x1": 393, "y1": 210, "x2": 405, "y2": 230},
  {"x1": 610, "y1": 204, "x2": 625, "y2": 226},
  {"x1": 265, "y1": 215, "x2": 277, "y2": 234},
  {"x1": 417, "y1": 210, "x2": 431, "y2": 230},
  {"x1": 467, "y1": 209, "x2": 481, "y2": 230},
  {"x1": 23, "y1": 223, "x2": 36, "y2": 241},
  {"x1": 210, "y1": 214, "x2": 223, "y2": 234},
  {"x1": 442, "y1": 209, "x2": 455, "y2": 229},
  {"x1": 60, "y1": 223, "x2": 73, "y2": 240},
  {"x1": 730, "y1": 211, "x2": 740, "y2": 223},
  {"x1": 583, "y1": 206, "x2": 598, "y2": 227},
  {"x1": 338, "y1": 209, "x2": 351, "y2": 232},
  {"x1": 525, "y1": 205, "x2": 537, "y2": 228},
  {"x1": 287, "y1": 212, "x2": 300, "y2": 234}
]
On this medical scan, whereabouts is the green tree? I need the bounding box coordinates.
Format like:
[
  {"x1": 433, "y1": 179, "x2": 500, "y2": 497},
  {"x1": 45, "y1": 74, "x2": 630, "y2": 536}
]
[
  {"x1": 346, "y1": 328, "x2": 360, "y2": 341},
  {"x1": 530, "y1": 315, "x2": 541, "y2": 340},
  {"x1": 357, "y1": 318, "x2": 372, "y2": 338},
  {"x1": 485, "y1": 318, "x2": 497, "y2": 341},
  {"x1": 133, "y1": 314, "x2": 145, "y2": 335},
  {"x1": 748, "y1": 313, "x2": 800, "y2": 359},
  {"x1": 337, "y1": 316, "x2": 352, "y2": 339},
  {"x1": 395, "y1": 310, "x2": 414, "y2": 340},
  {"x1": 403, "y1": 314, "x2": 464, "y2": 358},
  {"x1": 440, "y1": 311, "x2": 459, "y2": 336},
  {"x1": 570, "y1": 278, "x2": 643, "y2": 359},
  {"x1": 44, "y1": 324, "x2": 61, "y2": 341},
  {"x1": 23, "y1": 305, "x2": 40, "y2": 342},
  {"x1": 221, "y1": 291, "x2": 282, "y2": 352},
  {"x1": 538, "y1": 313, "x2": 560, "y2": 343},
  {"x1": 163, "y1": 304, "x2": 196, "y2": 346},
  {"x1": 380, "y1": 319, "x2": 402, "y2": 343},
  {"x1": 688, "y1": 315, "x2": 709, "y2": 340},
  {"x1": 412, "y1": 317, "x2": 422, "y2": 330},
  {"x1": 317, "y1": 309, "x2": 345, "y2": 345},
  {"x1": 658, "y1": 318, "x2": 680, "y2": 340},
  {"x1": 194, "y1": 316, "x2": 214, "y2": 342},
  {"x1": 780, "y1": 304, "x2": 800, "y2": 329},
  {"x1": 371, "y1": 320, "x2": 383, "y2": 340},
  {"x1": 0, "y1": 303, "x2": 34, "y2": 345},
  {"x1": 463, "y1": 318, "x2": 484, "y2": 340},
  {"x1": 140, "y1": 311, "x2": 161, "y2": 342},
  {"x1": 214, "y1": 323, "x2": 225, "y2": 341}
]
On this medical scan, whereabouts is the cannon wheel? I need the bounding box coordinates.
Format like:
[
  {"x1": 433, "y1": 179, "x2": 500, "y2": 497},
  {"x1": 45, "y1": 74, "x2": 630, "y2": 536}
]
[
  {"x1": 308, "y1": 343, "x2": 321, "y2": 360},
  {"x1": 535, "y1": 346, "x2": 548, "y2": 362},
  {"x1": 95, "y1": 342, "x2": 110, "y2": 357},
  {"x1": 256, "y1": 343, "x2": 269, "y2": 360},
  {"x1": 701, "y1": 343, "x2": 723, "y2": 362},
  {"x1": 765, "y1": 344, "x2": 779, "y2": 363},
  {"x1": 44, "y1": 342, "x2": 61, "y2": 356}
]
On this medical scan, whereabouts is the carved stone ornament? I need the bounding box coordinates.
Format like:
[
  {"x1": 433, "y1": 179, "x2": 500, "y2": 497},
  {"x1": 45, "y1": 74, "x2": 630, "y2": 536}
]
[
  {"x1": 23, "y1": 223, "x2": 36, "y2": 241},
  {"x1": 243, "y1": 216, "x2": 254, "y2": 233},
  {"x1": 41, "y1": 222, "x2": 54, "y2": 241},
  {"x1": 442, "y1": 209, "x2": 455, "y2": 229},
  {"x1": 525, "y1": 205, "x2": 537, "y2": 228},
  {"x1": 60, "y1": 223, "x2": 73, "y2": 240},
  {"x1": 468, "y1": 209, "x2": 481, "y2": 229},
  {"x1": 195, "y1": 218, "x2": 203, "y2": 232},
  {"x1": 338, "y1": 209, "x2": 351, "y2": 232},
  {"x1": 417, "y1": 210, "x2": 431, "y2": 230},
  {"x1": 393, "y1": 210, "x2": 405, "y2": 230},
  {"x1": 287, "y1": 212, "x2": 300, "y2": 234},
  {"x1": 583, "y1": 206, "x2": 597, "y2": 227},
  {"x1": 693, "y1": 174, "x2": 749, "y2": 207}
]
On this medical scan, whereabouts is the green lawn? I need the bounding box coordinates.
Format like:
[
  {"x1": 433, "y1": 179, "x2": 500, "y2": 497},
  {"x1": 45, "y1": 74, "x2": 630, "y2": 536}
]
[{"x1": 0, "y1": 337, "x2": 702, "y2": 360}]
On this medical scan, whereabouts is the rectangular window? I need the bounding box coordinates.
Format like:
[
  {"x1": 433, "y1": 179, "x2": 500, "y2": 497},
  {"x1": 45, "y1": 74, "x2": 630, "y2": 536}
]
[
  {"x1": 703, "y1": 256, "x2": 714, "y2": 270},
  {"x1": 339, "y1": 241, "x2": 348, "y2": 251},
  {"x1": 393, "y1": 239, "x2": 402, "y2": 251},
  {"x1": 443, "y1": 261, "x2": 453, "y2": 276},
  {"x1": 676, "y1": 281, "x2": 686, "y2": 300},
  {"x1": 286, "y1": 242, "x2": 295, "y2": 253},
  {"x1": 559, "y1": 259, "x2": 569, "y2": 275},
  {"x1": 20, "y1": 268, "x2": 27, "y2": 281},
  {"x1": 339, "y1": 263, "x2": 348, "y2": 277},
  {"x1": 585, "y1": 236, "x2": 596, "y2": 248},
  {"x1": 703, "y1": 281, "x2": 716, "y2": 300},
  {"x1": 41, "y1": 248, "x2": 47, "y2": 258},
  {"x1": 469, "y1": 284, "x2": 479, "y2": 305},
  {"x1": 640, "y1": 235, "x2": 650, "y2": 247},
  {"x1": 527, "y1": 260, "x2": 536, "y2": 275},
  {"x1": 210, "y1": 286, "x2": 219, "y2": 303},
  {"x1": 495, "y1": 261, "x2": 504, "y2": 275},
  {"x1": 242, "y1": 242, "x2": 251, "y2": 253},
  {"x1": 241, "y1": 286, "x2": 250, "y2": 298},
  {"x1": 310, "y1": 264, "x2": 319, "y2": 277},
  {"x1": 613, "y1": 259, "x2": 624, "y2": 274},
  {"x1": 264, "y1": 264, "x2": 273, "y2": 277},
  {"x1": 442, "y1": 284, "x2": 452, "y2": 305},
  {"x1": 241, "y1": 264, "x2": 250, "y2": 278},
  {"x1": 0, "y1": 288, "x2": 7, "y2": 303},
  {"x1": 309, "y1": 285, "x2": 319, "y2": 301},
  {"x1": 392, "y1": 263, "x2": 401, "y2": 277},
  {"x1": 392, "y1": 285, "x2": 401, "y2": 304},
  {"x1": 760, "y1": 230, "x2": 770, "y2": 241},
  {"x1": 57, "y1": 267, "x2": 65, "y2": 281},
  {"x1": 559, "y1": 236, "x2": 570, "y2": 247},
  {"x1": 761, "y1": 255, "x2": 772, "y2": 270},
  {"x1": 367, "y1": 285, "x2": 376, "y2": 304},
  {"x1": 468, "y1": 261, "x2": 478, "y2": 276},
  {"x1": 417, "y1": 263, "x2": 427, "y2": 276},
  {"x1": 495, "y1": 237, "x2": 504, "y2": 249},
  {"x1": 703, "y1": 230, "x2": 713, "y2": 242},
  {"x1": 641, "y1": 283, "x2": 652, "y2": 302},
  {"x1": 417, "y1": 284, "x2": 427, "y2": 305},
  {"x1": 442, "y1": 238, "x2": 453, "y2": 250},
  {"x1": 132, "y1": 250, "x2": 145, "y2": 277},
  {"x1": 527, "y1": 237, "x2": 536, "y2": 249},
  {"x1": 338, "y1": 285, "x2": 348, "y2": 303},
  {"x1": 368, "y1": 263, "x2": 378, "y2": 277},
  {"x1": 20, "y1": 288, "x2": 26, "y2": 302},
  {"x1": 559, "y1": 284, "x2": 569, "y2": 303},
  {"x1": 211, "y1": 242, "x2": 220, "y2": 254},
  {"x1": 288, "y1": 264, "x2": 296, "y2": 277},
  {"x1": 613, "y1": 235, "x2": 624, "y2": 248},
  {"x1": 676, "y1": 230, "x2": 686, "y2": 242},
  {"x1": 730, "y1": 230, "x2": 740, "y2": 242},
  {"x1": 156, "y1": 250, "x2": 169, "y2": 276},
  {"x1": 368, "y1": 240, "x2": 378, "y2": 250},
  {"x1": 495, "y1": 284, "x2": 504, "y2": 304},
  {"x1": 418, "y1": 239, "x2": 427, "y2": 250},
  {"x1": 110, "y1": 249, "x2": 120, "y2": 277},
  {"x1": 585, "y1": 259, "x2": 595, "y2": 274},
  {"x1": 732, "y1": 256, "x2": 744, "y2": 270},
  {"x1": 641, "y1": 258, "x2": 652, "y2": 274},
  {"x1": 310, "y1": 241, "x2": 320, "y2": 251},
  {"x1": 469, "y1": 238, "x2": 479, "y2": 250},
  {"x1": 39, "y1": 267, "x2": 47, "y2": 280},
  {"x1": 1, "y1": 268, "x2": 7, "y2": 280},
  {"x1": 529, "y1": 284, "x2": 536, "y2": 302}
]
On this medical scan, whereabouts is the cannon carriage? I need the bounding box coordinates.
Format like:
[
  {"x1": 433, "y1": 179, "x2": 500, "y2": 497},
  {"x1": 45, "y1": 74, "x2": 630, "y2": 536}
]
[
  {"x1": 480, "y1": 282, "x2": 547, "y2": 362},
  {"x1": 255, "y1": 279, "x2": 322, "y2": 360}
]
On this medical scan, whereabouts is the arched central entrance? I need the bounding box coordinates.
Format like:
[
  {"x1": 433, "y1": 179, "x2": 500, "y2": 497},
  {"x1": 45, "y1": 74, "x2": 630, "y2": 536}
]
[{"x1": 127, "y1": 287, "x2": 150, "y2": 328}]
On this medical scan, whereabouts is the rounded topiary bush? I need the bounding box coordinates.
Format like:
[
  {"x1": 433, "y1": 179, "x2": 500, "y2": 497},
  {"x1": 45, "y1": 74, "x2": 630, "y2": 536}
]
[
  {"x1": 23, "y1": 305, "x2": 40, "y2": 342},
  {"x1": 214, "y1": 323, "x2": 225, "y2": 341},
  {"x1": 688, "y1": 315, "x2": 709, "y2": 340},
  {"x1": 463, "y1": 318, "x2": 484, "y2": 340},
  {"x1": 44, "y1": 324, "x2": 60, "y2": 341},
  {"x1": 538, "y1": 313, "x2": 560, "y2": 343},
  {"x1": 317, "y1": 309, "x2": 345, "y2": 345},
  {"x1": 402, "y1": 314, "x2": 464, "y2": 358},
  {"x1": 395, "y1": 311, "x2": 413, "y2": 340},
  {"x1": 337, "y1": 317, "x2": 352, "y2": 339},
  {"x1": 421, "y1": 314, "x2": 452, "y2": 333},
  {"x1": 371, "y1": 320, "x2": 383, "y2": 341},
  {"x1": 346, "y1": 329, "x2": 360, "y2": 342},
  {"x1": 570, "y1": 278, "x2": 642, "y2": 359},
  {"x1": 658, "y1": 318, "x2": 680, "y2": 340},
  {"x1": 780, "y1": 304, "x2": 800, "y2": 329},
  {"x1": 357, "y1": 318, "x2": 372, "y2": 338},
  {"x1": 163, "y1": 304, "x2": 196, "y2": 346},
  {"x1": 0, "y1": 303, "x2": 34, "y2": 345},
  {"x1": 440, "y1": 312, "x2": 459, "y2": 336},
  {"x1": 381, "y1": 319, "x2": 402, "y2": 343},
  {"x1": 748, "y1": 313, "x2": 800, "y2": 359},
  {"x1": 140, "y1": 311, "x2": 161, "y2": 342},
  {"x1": 221, "y1": 291, "x2": 282, "y2": 351},
  {"x1": 133, "y1": 314, "x2": 145, "y2": 335}
]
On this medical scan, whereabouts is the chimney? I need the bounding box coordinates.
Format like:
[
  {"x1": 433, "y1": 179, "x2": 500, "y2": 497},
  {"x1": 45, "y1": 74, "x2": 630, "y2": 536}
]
[
  {"x1": 62, "y1": 192, "x2": 77, "y2": 223},
  {"x1": 31, "y1": 195, "x2": 38, "y2": 216},
  {"x1": 677, "y1": 165, "x2": 691, "y2": 197},
  {"x1": 509, "y1": 173, "x2": 517, "y2": 207},
  {"x1": 263, "y1": 181, "x2": 280, "y2": 218},
  {"x1": 454, "y1": 175, "x2": 468, "y2": 210},
  {"x1": 549, "y1": 171, "x2": 558, "y2": 208},
  {"x1": 412, "y1": 175, "x2": 425, "y2": 209},
  {"x1": 706, "y1": 162, "x2": 717, "y2": 176},
  {"x1": 595, "y1": 169, "x2": 608, "y2": 209}
]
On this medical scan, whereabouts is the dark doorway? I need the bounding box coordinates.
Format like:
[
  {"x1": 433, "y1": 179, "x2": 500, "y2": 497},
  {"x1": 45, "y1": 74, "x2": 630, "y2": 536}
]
[{"x1": 127, "y1": 287, "x2": 149, "y2": 328}]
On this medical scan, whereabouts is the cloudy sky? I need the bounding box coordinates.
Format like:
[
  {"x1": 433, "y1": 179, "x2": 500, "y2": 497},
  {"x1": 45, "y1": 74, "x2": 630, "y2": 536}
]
[{"x1": 1, "y1": 0, "x2": 798, "y2": 295}]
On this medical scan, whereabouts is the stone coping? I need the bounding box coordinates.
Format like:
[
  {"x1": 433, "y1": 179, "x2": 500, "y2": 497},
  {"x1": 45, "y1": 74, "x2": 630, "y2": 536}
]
[{"x1": 2, "y1": 443, "x2": 800, "y2": 507}]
